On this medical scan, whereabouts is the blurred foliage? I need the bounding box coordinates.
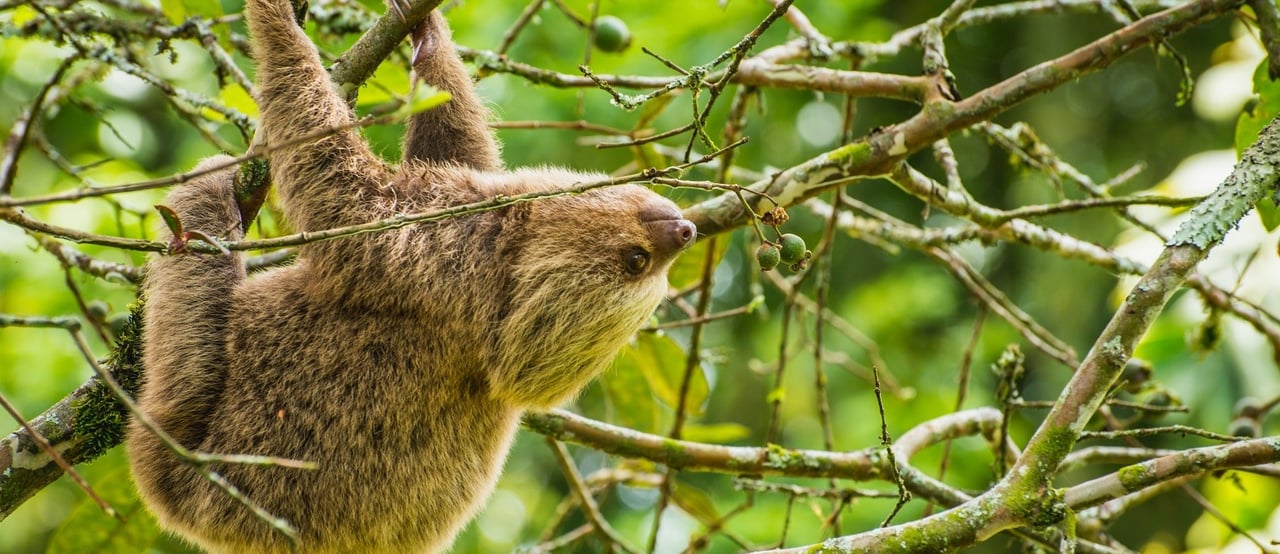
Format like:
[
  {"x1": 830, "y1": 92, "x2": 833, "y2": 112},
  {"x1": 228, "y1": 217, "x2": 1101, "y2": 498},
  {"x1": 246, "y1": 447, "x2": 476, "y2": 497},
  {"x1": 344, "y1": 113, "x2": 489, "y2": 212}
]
[{"x1": 1, "y1": 0, "x2": 1279, "y2": 552}]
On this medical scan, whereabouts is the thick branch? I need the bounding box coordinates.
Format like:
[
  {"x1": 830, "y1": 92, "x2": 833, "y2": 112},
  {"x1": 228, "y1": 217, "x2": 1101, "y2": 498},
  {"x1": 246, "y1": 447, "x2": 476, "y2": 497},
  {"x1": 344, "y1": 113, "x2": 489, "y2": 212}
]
[
  {"x1": 525, "y1": 408, "x2": 999, "y2": 480},
  {"x1": 1064, "y1": 437, "x2": 1280, "y2": 509}
]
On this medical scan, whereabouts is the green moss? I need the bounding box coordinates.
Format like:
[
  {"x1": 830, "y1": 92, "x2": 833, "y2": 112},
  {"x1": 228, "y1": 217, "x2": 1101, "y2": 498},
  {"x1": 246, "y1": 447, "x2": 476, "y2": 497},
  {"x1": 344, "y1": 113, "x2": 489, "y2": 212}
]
[
  {"x1": 1033, "y1": 426, "x2": 1077, "y2": 477},
  {"x1": 763, "y1": 443, "x2": 797, "y2": 470},
  {"x1": 761, "y1": 443, "x2": 827, "y2": 476},
  {"x1": 830, "y1": 140, "x2": 873, "y2": 170},
  {"x1": 234, "y1": 158, "x2": 272, "y2": 230},
  {"x1": 35, "y1": 413, "x2": 63, "y2": 440},
  {"x1": 923, "y1": 99, "x2": 956, "y2": 119},
  {"x1": 71, "y1": 301, "x2": 145, "y2": 460},
  {"x1": 1061, "y1": 508, "x2": 1078, "y2": 548},
  {"x1": 1026, "y1": 487, "x2": 1068, "y2": 527},
  {"x1": 1116, "y1": 463, "x2": 1151, "y2": 491},
  {"x1": 883, "y1": 507, "x2": 971, "y2": 553},
  {"x1": 234, "y1": 158, "x2": 270, "y2": 200},
  {"x1": 520, "y1": 412, "x2": 566, "y2": 437},
  {"x1": 661, "y1": 439, "x2": 693, "y2": 468},
  {"x1": 1000, "y1": 426, "x2": 1076, "y2": 531}
]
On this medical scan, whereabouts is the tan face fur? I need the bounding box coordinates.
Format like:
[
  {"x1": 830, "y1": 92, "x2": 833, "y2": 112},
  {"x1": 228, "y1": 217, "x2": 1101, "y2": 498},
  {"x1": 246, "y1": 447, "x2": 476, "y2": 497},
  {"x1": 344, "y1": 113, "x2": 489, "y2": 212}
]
[{"x1": 486, "y1": 169, "x2": 696, "y2": 407}]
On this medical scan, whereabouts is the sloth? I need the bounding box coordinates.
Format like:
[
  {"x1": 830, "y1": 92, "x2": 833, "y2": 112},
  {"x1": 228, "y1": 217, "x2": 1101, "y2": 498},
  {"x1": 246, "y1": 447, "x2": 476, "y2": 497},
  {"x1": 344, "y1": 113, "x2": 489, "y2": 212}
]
[{"x1": 126, "y1": 2, "x2": 696, "y2": 553}]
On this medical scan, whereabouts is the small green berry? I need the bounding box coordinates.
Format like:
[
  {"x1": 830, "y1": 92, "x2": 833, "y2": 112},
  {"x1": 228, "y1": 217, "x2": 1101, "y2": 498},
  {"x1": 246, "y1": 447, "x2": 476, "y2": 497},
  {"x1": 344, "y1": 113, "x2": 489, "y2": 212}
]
[
  {"x1": 593, "y1": 16, "x2": 632, "y2": 53},
  {"x1": 86, "y1": 300, "x2": 110, "y2": 319},
  {"x1": 755, "y1": 243, "x2": 781, "y2": 270},
  {"x1": 1234, "y1": 396, "x2": 1264, "y2": 418},
  {"x1": 778, "y1": 234, "x2": 806, "y2": 264},
  {"x1": 1145, "y1": 391, "x2": 1172, "y2": 407},
  {"x1": 1118, "y1": 358, "x2": 1152, "y2": 393},
  {"x1": 1229, "y1": 417, "x2": 1260, "y2": 438}
]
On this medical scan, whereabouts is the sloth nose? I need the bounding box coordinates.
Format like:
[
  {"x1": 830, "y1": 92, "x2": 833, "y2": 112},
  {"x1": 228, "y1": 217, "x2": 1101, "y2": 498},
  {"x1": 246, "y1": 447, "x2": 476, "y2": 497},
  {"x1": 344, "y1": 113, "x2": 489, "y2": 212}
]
[
  {"x1": 674, "y1": 220, "x2": 696, "y2": 248},
  {"x1": 650, "y1": 219, "x2": 697, "y2": 255}
]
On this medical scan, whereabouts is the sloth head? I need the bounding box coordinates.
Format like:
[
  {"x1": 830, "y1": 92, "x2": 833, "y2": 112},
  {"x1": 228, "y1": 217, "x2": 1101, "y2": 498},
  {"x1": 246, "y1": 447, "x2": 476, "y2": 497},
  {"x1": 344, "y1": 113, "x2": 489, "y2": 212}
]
[{"x1": 487, "y1": 168, "x2": 696, "y2": 408}]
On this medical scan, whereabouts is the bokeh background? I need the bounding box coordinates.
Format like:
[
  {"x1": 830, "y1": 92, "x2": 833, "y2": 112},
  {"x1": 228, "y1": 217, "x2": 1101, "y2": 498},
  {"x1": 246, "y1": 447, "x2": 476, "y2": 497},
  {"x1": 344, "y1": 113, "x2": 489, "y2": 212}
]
[{"x1": 2, "y1": 0, "x2": 1278, "y2": 552}]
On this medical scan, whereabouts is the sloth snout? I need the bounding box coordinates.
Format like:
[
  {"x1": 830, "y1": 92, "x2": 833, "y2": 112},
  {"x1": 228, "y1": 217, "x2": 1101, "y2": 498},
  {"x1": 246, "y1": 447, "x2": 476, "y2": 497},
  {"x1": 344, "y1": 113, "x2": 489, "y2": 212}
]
[
  {"x1": 650, "y1": 219, "x2": 697, "y2": 255},
  {"x1": 673, "y1": 220, "x2": 696, "y2": 248}
]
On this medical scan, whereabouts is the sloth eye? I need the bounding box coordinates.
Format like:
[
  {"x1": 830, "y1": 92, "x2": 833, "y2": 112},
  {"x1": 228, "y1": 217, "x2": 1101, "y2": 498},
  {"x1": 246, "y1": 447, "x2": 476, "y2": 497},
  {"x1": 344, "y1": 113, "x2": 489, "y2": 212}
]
[{"x1": 624, "y1": 250, "x2": 650, "y2": 275}]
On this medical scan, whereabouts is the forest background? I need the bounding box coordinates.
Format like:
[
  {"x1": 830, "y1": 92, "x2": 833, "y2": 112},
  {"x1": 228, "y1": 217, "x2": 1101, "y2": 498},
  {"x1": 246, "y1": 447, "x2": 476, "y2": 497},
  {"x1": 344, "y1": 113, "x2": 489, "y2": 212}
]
[{"x1": 3, "y1": 0, "x2": 1280, "y2": 552}]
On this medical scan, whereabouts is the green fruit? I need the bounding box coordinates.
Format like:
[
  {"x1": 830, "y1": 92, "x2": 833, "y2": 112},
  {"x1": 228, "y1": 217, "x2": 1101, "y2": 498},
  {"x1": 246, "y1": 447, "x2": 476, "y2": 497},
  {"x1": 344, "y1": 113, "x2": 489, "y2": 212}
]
[
  {"x1": 778, "y1": 234, "x2": 806, "y2": 264},
  {"x1": 755, "y1": 243, "x2": 780, "y2": 270},
  {"x1": 1145, "y1": 391, "x2": 1173, "y2": 407},
  {"x1": 1118, "y1": 358, "x2": 1152, "y2": 393},
  {"x1": 1229, "y1": 417, "x2": 1260, "y2": 438},
  {"x1": 593, "y1": 16, "x2": 632, "y2": 53},
  {"x1": 86, "y1": 300, "x2": 110, "y2": 319},
  {"x1": 1234, "y1": 396, "x2": 1263, "y2": 418}
]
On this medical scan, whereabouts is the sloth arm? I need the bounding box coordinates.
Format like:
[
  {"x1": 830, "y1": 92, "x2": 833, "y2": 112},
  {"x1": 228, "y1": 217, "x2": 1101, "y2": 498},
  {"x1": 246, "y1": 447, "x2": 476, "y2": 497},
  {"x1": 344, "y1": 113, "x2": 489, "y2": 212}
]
[
  {"x1": 129, "y1": 156, "x2": 246, "y2": 533},
  {"x1": 244, "y1": 0, "x2": 390, "y2": 234},
  {"x1": 402, "y1": 11, "x2": 501, "y2": 171},
  {"x1": 138, "y1": 157, "x2": 246, "y2": 450}
]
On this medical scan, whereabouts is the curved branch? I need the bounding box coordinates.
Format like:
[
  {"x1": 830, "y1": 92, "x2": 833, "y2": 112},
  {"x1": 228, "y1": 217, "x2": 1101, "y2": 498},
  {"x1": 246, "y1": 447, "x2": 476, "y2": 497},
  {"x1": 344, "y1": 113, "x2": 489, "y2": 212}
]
[
  {"x1": 1064, "y1": 437, "x2": 1280, "y2": 509},
  {"x1": 524, "y1": 408, "x2": 1001, "y2": 506}
]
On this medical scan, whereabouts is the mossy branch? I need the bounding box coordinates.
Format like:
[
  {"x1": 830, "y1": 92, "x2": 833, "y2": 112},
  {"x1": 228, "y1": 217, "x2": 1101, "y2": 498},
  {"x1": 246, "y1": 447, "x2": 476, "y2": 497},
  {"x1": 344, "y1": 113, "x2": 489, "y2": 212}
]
[{"x1": 0, "y1": 305, "x2": 143, "y2": 518}]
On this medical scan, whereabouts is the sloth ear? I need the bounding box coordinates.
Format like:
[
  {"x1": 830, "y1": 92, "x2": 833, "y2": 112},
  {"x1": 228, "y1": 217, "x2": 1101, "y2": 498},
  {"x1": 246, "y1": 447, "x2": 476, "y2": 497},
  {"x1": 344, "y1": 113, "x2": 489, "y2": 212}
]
[{"x1": 402, "y1": 11, "x2": 502, "y2": 171}]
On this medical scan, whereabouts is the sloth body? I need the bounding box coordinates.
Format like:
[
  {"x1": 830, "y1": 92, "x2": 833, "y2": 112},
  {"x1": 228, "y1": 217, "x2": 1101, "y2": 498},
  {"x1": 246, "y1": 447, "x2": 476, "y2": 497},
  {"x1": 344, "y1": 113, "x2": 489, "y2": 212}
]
[{"x1": 126, "y1": 2, "x2": 694, "y2": 553}]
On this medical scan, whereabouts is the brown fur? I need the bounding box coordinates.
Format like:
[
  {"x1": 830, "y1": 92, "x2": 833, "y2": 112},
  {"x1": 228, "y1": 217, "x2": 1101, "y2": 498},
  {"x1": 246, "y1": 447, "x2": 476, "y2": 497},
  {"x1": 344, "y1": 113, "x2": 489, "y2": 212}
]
[{"x1": 126, "y1": 3, "x2": 695, "y2": 553}]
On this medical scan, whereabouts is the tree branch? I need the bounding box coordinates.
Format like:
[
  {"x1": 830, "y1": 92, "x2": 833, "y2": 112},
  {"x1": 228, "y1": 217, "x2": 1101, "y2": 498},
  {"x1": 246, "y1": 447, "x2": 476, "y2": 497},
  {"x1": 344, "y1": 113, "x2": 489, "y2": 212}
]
[
  {"x1": 682, "y1": 0, "x2": 1243, "y2": 236},
  {"x1": 770, "y1": 111, "x2": 1280, "y2": 552}
]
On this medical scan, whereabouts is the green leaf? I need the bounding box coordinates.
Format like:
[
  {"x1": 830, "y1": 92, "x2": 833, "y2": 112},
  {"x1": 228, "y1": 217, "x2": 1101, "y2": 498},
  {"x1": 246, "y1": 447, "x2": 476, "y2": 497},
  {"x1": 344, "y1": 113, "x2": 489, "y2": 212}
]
[
  {"x1": 1236, "y1": 61, "x2": 1280, "y2": 230},
  {"x1": 159, "y1": 0, "x2": 186, "y2": 25},
  {"x1": 46, "y1": 469, "x2": 160, "y2": 554},
  {"x1": 666, "y1": 236, "x2": 728, "y2": 290},
  {"x1": 1256, "y1": 197, "x2": 1280, "y2": 232},
  {"x1": 358, "y1": 62, "x2": 415, "y2": 108},
  {"x1": 633, "y1": 333, "x2": 708, "y2": 416},
  {"x1": 184, "y1": 0, "x2": 223, "y2": 19},
  {"x1": 765, "y1": 386, "x2": 785, "y2": 404},
  {"x1": 1235, "y1": 61, "x2": 1280, "y2": 157},
  {"x1": 671, "y1": 481, "x2": 720, "y2": 523},
  {"x1": 682, "y1": 422, "x2": 750, "y2": 443},
  {"x1": 159, "y1": 0, "x2": 221, "y2": 25},
  {"x1": 154, "y1": 204, "x2": 183, "y2": 237},
  {"x1": 405, "y1": 87, "x2": 453, "y2": 116},
  {"x1": 603, "y1": 345, "x2": 662, "y2": 433},
  {"x1": 184, "y1": 230, "x2": 231, "y2": 254},
  {"x1": 219, "y1": 84, "x2": 259, "y2": 120}
]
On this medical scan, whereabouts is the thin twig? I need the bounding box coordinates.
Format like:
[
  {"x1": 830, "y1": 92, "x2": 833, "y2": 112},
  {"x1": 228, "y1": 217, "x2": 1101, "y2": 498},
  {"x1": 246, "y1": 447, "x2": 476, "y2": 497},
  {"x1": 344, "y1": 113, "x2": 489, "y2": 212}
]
[{"x1": 546, "y1": 439, "x2": 639, "y2": 554}]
